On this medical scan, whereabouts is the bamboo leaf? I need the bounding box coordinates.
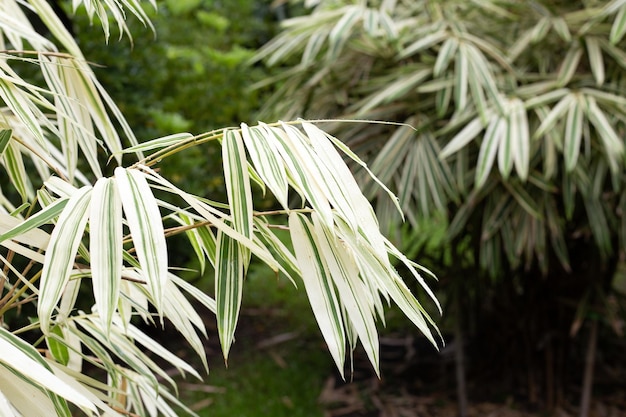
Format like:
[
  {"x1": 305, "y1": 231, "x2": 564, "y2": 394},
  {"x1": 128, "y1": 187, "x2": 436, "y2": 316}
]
[
  {"x1": 585, "y1": 37, "x2": 605, "y2": 86},
  {"x1": 116, "y1": 132, "x2": 194, "y2": 154},
  {"x1": 115, "y1": 167, "x2": 168, "y2": 313},
  {"x1": 556, "y1": 46, "x2": 583, "y2": 87},
  {"x1": 440, "y1": 116, "x2": 486, "y2": 159},
  {"x1": 610, "y1": 4, "x2": 626, "y2": 44},
  {"x1": 313, "y1": 214, "x2": 380, "y2": 376},
  {"x1": 3, "y1": 141, "x2": 33, "y2": 202},
  {"x1": 0, "y1": 327, "x2": 96, "y2": 412},
  {"x1": 0, "y1": 198, "x2": 62, "y2": 248},
  {"x1": 289, "y1": 212, "x2": 346, "y2": 376},
  {"x1": 434, "y1": 38, "x2": 459, "y2": 77},
  {"x1": 223, "y1": 129, "x2": 253, "y2": 268},
  {"x1": 215, "y1": 230, "x2": 245, "y2": 362},
  {"x1": 511, "y1": 99, "x2": 530, "y2": 181},
  {"x1": 241, "y1": 123, "x2": 288, "y2": 208},
  {"x1": 0, "y1": 129, "x2": 11, "y2": 156},
  {"x1": 90, "y1": 177, "x2": 122, "y2": 332},
  {"x1": 476, "y1": 116, "x2": 505, "y2": 189},
  {"x1": 39, "y1": 186, "x2": 92, "y2": 334},
  {"x1": 564, "y1": 97, "x2": 584, "y2": 171},
  {"x1": 585, "y1": 96, "x2": 624, "y2": 171}
]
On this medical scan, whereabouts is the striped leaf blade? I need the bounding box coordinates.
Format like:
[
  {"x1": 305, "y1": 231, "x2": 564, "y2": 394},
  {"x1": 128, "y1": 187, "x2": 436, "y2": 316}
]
[
  {"x1": 115, "y1": 167, "x2": 168, "y2": 313},
  {"x1": 223, "y1": 129, "x2": 253, "y2": 243},
  {"x1": 289, "y1": 212, "x2": 346, "y2": 376},
  {"x1": 585, "y1": 37, "x2": 605, "y2": 86},
  {"x1": 38, "y1": 186, "x2": 92, "y2": 334},
  {"x1": 313, "y1": 214, "x2": 380, "y2": 376},
  {"x1": 241, "y1": 123, "x2": 288, "y2": 208},
  {"x1": 0, "y1": 327, "x2": 95, "y2": 412},
  {"x1": 610, "y1": 4, "x2": 626, "y2": 44},
  {"x1": 585, "y1": 96, "x2": 624, "y2": 171},
  {"x1": 440, "y1": 116, "x2": 486, "y2": 159},
  {"x1": 215, "y1": 230, "x2": 245, "y2": 362},
  {"x1": 476, "y1": 116, "x2": 505, "y2": 189},
  {"x1": 511, "y1": 98, "x2": 530, "y2": 181},
  {"x1": 89, "y1": 178, "x2": 123, "y2": 332},
  {"x1": 0, "y1": 129, "x2": 11, "y2": 156},
  {"x1": 564, "y1": 97, "x2": 584, "y2": 171},
  {"x1": 3, "y1": 141, "x2": 33, "y2": 202}
]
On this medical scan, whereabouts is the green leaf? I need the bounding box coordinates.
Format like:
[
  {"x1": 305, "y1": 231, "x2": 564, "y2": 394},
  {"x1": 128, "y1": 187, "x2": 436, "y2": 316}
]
[
  {"x1": 241, "y1": 123, "x2": 288, "y2": 208},
  {"x1": 223, "y1": 129, "x2": 253, "y2": 243},
  {"x1": 115, "y1": 167, "x2": 168, "y2": 313},
  {"x1": 0, "y1": 327, "x2": 95, "y2": 412},
  {"x1": 585, "y1": 37, "x2": 605, "y2": 86},
  {"x1": 289, "y1": 212, "x2": 346, "y2": 376},
  {"x1": 215, "y1": 230, "x2": 245, "y2": 362},
  {"x1": 564, "y1": 97, "x2": 584, "y2": 171},
  {"x1": 313, "y1": 214, "x2": 380, "y2": 376},
  {"x1": 38, "y1": 186, "x2": 92, "y2": 334},
  {"x1": 556, "y1": 46, "x2": 583, "y2": 87},
  {"x1": 511, "y1": 99, "x2": 530, "y2": 181},
  {"x1": 400, "y1": 30, "x2": 448, "y2": 58},
  {"x1": 585, "y1": 96, "x2": 624, "y2": 171},
  {"x1": 440, "y1": 116, "x2": 487, "y2": 159},
  {"x1": 610, "y1": 4, "x2": 626, "y2": 44},
  {"x1": 0, "y1": 129, "x2": 11, "y2": 156},
  {"x1": 476, "y1": 116, "x2": 505, "y2": 189},
  {"x1": 89, "y1": 177, "x2": 123, "y2": 332},
  {"x1": 434, "y1": 38, "x2": 458, "y2": 77},
  {"x1": 2, "y1": 140, "x2": 33, "y2": 202}
]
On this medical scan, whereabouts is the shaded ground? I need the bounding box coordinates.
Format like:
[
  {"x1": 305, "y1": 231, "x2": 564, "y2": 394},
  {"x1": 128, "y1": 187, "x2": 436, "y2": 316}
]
[
  {"x1": 165, "y1": 308, "x2": 626, "y2": 417},
  {"x1": 154, "y1": 276, "x2": 626, "y2": 417}
]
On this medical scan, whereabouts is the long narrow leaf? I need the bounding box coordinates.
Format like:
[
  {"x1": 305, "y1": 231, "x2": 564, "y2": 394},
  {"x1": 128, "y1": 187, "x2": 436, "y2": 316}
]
[
  {"x1": 90, "y1": 178, "x2": 122, "y2": 332},
  {"x1": 215, "y1": 231, "x2": 244, "y2": 362},
  {"x1": 289, "y1": 212, "x2": 346, "y2": 376},
  {"x1": 115, "y1": 167, "x2": 168, "y2": 313},
  {"x1": 39, "y1": 186, "x2": 92, "y2": 333}
]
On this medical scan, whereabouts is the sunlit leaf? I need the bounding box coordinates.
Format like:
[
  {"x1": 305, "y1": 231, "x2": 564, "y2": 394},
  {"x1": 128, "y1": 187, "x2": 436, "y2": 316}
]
[
  {"x1": 215, "y1": 231, "x2": 244, "y2": 362},
  {"x1": 289, "y1": 212, "x2": 346, "y2": 376},
  {"x1": 39, "y1": 186, "x2": 92, "y2": 333},
  {"x1": 115, "y1": 167, "x2": 168, "y2": 314},
  {"x1": 90, "y1": 177, "x2": 122, "y2": 331}
]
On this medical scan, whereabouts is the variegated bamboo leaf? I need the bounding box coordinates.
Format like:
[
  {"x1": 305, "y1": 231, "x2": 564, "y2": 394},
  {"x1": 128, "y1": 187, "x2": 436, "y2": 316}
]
[
  {"x1": 0, "y1": 327, "x2": 96, "y2": 412},
  {"x1": 215, "y1": 230, "x2": 245, "y2": 362},
  {"x1": 115, "y1": 167, "x2": 168, "y2": 313},
  {"x1": 564, "y1": 97, "x2": 584, "y2": 171},
  {"x1": 312, "y1": 214, "x2": 380, "y2": 375},
  {"x1": 90, "y1": 177, "x2": 123, "y2": 332},
  {"x1": 289, "y1": 212, "x2": 346, "y2": 375},
  {"x1": 39, "y1": 186, "x2": 92, "y2": 333},
  {"x1": 223, "y1": 129, "x2": 253, "y2": 268},
  {"x1": 476, "y1": 116, "x2": 505, "y2": 189},
  {"x1": 240, "y1": 123, "x2": 288, "y2": 208}
]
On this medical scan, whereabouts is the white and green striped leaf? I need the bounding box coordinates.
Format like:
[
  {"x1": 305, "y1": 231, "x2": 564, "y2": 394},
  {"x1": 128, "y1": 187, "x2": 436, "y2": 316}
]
[
  {"x1": 39, "y1": 186, "x2": 92, "y2": 333},
  {"x1": 240, "y1": 123, "x2": 288, "y2": 208},
  {"x1": 564, "y1": 97, "x2": 584, "y2": 171},
  {"x1": 0, "y1": 327, "x2": 96, "y2": 412},
  {"x1": 115, "y1": 167, "x2": 168, "y2": 313},
  {"x1": 289, "y1": 212, "x2": 346, "y2": 375},
  {"x1": 90, "y1": 177, "x2": 123, "y2": 332},
  {"x1": 313, "y1": 214, "x2": 379, "y2": 375},
  {"x1": 476, "y1": 115, "x2": 505, "y2": 189},
  {"x1": 223, "y1": 129, "x2": 253, "y2": 266},
  {"x1": 215, "y1": 230, "x2": 245, "y2": 362}
]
